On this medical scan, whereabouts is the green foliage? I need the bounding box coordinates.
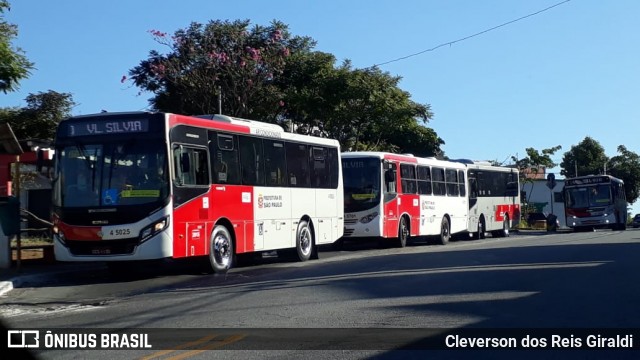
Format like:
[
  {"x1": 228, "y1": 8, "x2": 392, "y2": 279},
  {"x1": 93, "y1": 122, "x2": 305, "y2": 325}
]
[
  {"x1": 511, "y1": 145, "x2": 562, "y2": 203},
  {"x1": 0, "y1": 90, "x2": 75, "y2": 140},
  {"x1": 0, "y1": 0, "x2": 34, "y2": 93},
  {"x1": 129, "y1": 19, "x2": 313, "y2": 117},
  {"x1": 608, "y1": 145, "x2": 640, "y2": 204},
  {"x1": 129, "y1": 19, "x2": 444, "y2": 157},
  {"x1": 559, "y1": 138, "x2": 640, "y2": 204},
  {"x1": 560, "y1": 136, "x2": 607, "y2": 178}
]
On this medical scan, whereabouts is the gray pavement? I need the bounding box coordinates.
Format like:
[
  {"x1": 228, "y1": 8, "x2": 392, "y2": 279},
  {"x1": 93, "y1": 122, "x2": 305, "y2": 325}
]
[{"x1": 0, "y1": 261, "x2": 101, "y2": 296}]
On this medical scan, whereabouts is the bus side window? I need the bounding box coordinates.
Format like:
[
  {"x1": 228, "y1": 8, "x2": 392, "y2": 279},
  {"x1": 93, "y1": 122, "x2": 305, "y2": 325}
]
[
  {"x1": 384, "y1": 163, "x2": 397, "y2": 193},
  {"x1": 264, "y1": 140, "x2": 287, "y2": 186},
  {"x1": 214, "y1": 134, "x2": 240, "y2": 184},
  {"x1": 239, "y1": 135, "x2": 265, "y2": 186}
]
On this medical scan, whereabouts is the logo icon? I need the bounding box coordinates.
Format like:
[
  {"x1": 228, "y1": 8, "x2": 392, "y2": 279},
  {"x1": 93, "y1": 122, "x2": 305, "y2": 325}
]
[{"x1": 7, "y1": 330, "x2": 40, "y2": 348}]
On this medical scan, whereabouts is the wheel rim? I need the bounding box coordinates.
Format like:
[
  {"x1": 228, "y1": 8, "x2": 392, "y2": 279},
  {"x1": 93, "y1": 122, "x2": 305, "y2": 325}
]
[
  {"x1": 442, "y1": 220, "x2": 449, "y2": 240},
  {"x1": 504, "y1": 219, "x2": 510, "y2": 236},
  {"x1": 401, "y1": 219, "x2": 409, "y2": 242},
  {"x1": 213, "y1": 232, "x2": 231, "y2": 268},
  {"x1": 299, "y1": 226, "x2": 312, "y2": 257},
  {"x1": 478, "y1": 221, "x2": 483, "y2": 237}
]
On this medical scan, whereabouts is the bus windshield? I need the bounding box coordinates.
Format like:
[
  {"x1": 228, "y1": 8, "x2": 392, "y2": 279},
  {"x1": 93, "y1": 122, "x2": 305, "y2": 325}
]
[
  {"x1": 53, "y1": 140, "x2": 169, "y2": 208},
  {"x1": 565, "y1": 184, "x2": 611, "y2": 208},
  {"x1": 342, "y1": 157, "x2": 381, "y2": 213}
]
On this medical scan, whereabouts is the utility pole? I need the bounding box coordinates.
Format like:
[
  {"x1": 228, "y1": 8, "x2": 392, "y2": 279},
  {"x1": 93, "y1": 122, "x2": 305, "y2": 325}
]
[
  {"x1": 217, "y1": 86, "x2": 222, "y2": 115},
  {"x1": 574, "y1": 161, "x2": 578, "y2": 177}
]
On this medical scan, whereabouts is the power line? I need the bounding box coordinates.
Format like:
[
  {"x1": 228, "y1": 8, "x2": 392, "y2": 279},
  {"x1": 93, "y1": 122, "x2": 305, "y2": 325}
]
[{"x1": 372, "y1": 0, "x2": 571, "y2": 68}]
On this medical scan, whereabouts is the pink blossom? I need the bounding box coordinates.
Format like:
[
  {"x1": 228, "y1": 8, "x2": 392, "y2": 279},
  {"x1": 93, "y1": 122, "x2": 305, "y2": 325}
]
[
  {"x1": 279, "y1": 100, "x2": 285, "y2": 107},
  {"x1": 149, "y1": 29, "x2": 167, "y2": 37},
  {"x1": 272, "y1": 29, "x2": 283, "y2": 41},
  {"x1": 281, "y1": 47, "x2": 290, "y2": 57}
]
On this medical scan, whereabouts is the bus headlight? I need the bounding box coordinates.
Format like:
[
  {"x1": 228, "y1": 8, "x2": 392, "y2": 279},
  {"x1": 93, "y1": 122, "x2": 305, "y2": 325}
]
[
  {"x1": 139, "y1": 216, "x2": 169, "y2": 243},
  {"x1": 360, "y1": 212, "x2": 378, "y2": 224}
]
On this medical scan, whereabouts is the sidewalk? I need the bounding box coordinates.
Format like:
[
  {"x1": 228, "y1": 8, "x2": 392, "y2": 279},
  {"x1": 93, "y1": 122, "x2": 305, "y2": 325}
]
[{"x1": 0, "y1": 259, "x2": 96, "y2": 296}]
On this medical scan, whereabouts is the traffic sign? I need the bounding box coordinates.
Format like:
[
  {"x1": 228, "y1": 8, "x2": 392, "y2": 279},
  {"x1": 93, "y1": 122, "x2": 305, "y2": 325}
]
[{"x1": 546, "y1": 173, "x2": 556, "y2": 189}]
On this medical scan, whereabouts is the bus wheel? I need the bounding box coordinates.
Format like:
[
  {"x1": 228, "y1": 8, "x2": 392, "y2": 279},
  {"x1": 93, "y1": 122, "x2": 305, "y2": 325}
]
[
  {"x1": 397, "y1": 216, "x2": 409, "y2": 248},
  {"x1": 476, "y1": 218, "x2": 486, "y2": 240},
  {"x1": 501, "y1": 216, "x2": 510, "y2": 237},
  {"x1": 439, "y1": 217, "x2": 450, "y2": 245},
  {"x1": 209, "y1": 225, "x2": 234, "y2": 273},
  {"x1": 296, "y1": 220, "x2": 313, "y2": 262}
]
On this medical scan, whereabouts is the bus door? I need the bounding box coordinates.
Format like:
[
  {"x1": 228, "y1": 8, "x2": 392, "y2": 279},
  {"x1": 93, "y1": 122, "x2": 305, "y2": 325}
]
[{"x1": 382, "y1": 161, "x2": 399, "y2": 238}]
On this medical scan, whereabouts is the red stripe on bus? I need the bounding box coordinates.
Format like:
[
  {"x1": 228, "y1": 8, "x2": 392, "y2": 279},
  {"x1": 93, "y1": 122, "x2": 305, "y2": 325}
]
[{"x1": 169, "y1": 114, "x2": 251, "y2": 133}]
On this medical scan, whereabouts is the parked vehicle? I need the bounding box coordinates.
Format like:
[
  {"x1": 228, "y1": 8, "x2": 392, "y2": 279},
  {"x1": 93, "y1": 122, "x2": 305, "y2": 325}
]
[{"x1": 632, "y1": 214, "x2": 640, "y2": 228}]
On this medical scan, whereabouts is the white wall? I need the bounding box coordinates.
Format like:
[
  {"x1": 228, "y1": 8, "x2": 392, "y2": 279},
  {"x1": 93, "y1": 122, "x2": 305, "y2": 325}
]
[{"x1": 521, "y1": 180, "x2": 566, "y2": 228}]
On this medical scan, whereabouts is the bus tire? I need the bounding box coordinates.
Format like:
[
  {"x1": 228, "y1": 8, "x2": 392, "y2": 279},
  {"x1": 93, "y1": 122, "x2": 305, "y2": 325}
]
[
  {"x1": 476, "y1": 217, "x2": 486, "y2": 240},
  {"x1": 209, "y1": 225, "x2": 234, "y2": 273},
  {"x1": 439, "y1": 217, "x2": 450, "y2": 245},
  {"x1": 501, "y1": 216, "x2": 510, "y2": 237},
  {"x1": 397, "y1": 216, "x2": 409, "y2": 248},
  {"x1": 296, "y1": 220, "x2": 313, "y2": 262}
]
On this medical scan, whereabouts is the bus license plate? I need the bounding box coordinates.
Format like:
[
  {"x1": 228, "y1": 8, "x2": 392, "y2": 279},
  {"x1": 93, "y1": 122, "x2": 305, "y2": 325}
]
[{"x1": 92, "y1": 248, "x2": 111, "y2": 255}]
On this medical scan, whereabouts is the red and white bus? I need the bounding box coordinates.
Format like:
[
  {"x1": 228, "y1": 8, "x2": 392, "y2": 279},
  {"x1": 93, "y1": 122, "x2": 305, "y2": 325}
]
[
  {"x1": 462, "y1": 161, "x2": 520, "y2": 238},
  {"x1": 341, "y1": 152, "x2": 469, "y2": 246},
  {"x1": 564, "y1": 174, "x2": 627, "y2": 231},
  {"x1": 51, "y1": 112, "x2": 343, "y2": 272}
]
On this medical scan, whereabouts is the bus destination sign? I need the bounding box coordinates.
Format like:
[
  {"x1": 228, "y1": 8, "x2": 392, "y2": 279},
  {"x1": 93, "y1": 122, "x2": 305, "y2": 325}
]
[
  {"x1": 565, "y1": 176, "x2": 610, "y2": 186},
  {"x1": 64, "y1": 119, "x2": 149, "y2": 137}
]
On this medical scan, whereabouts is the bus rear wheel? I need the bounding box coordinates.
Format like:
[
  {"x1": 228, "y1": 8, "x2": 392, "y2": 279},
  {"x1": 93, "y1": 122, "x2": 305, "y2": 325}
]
[
  {"x1": 476, "y1": 218, "x2": 486, "y2": 240},
  {"x1": 296, "y1": 220, "x2": 314, "y2": 262},
  {"x1": 209, "y1": 225, "x2": 234, "y2": 273},
  {"x1": 397, "y1": 216, "x2": 409, "y2": 248},
  {"x1": 497, "y1": 216, "x2": 510, "y2": 238},
  {"x1": 439, "y1": 217, "x2": 450, "y2": 245}
]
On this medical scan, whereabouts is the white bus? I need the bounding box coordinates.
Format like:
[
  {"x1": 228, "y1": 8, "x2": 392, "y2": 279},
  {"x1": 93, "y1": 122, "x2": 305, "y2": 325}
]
[
  {"x1": 564, "y1": 174, "x2": 627, "y2": 231},
  {"x1": 461, "y1": 161, "x2": 521, "y2": 238},
  {"x1": 341, "y1": 152, "x2": 468, "y2": 246},
  {"x1": 52, "y1": 112, "x2": 343, "y2": 273}
]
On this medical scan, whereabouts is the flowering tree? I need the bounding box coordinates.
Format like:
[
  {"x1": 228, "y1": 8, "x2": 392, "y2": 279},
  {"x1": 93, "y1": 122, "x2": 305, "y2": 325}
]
[{"x1": 127, "y1": 19, "x2": 314, "y2": 117}]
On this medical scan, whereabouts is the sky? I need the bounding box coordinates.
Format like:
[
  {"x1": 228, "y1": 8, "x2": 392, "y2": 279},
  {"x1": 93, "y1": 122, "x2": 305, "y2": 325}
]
[{"x1": 3, "y1": 0, "x2": 639, "y2": 201}]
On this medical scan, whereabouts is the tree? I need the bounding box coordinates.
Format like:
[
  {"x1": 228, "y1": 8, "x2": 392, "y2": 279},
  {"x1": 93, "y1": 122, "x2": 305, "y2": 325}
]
[
  {"x1": 275, "y1": 57, "x2": 442, "y2": 155},
  {"x1": 511, "y1": 145, "x2": 562, "y2": 216},
  {"x1": 607, "y1": 145, "x2": 640, "y2": 204},
  {"x1": 128, "y1": 19, "x2": 313, "y2": 117},
  {"x1": 0, "y1": 0, "x2": 34, "y2": 93},
  {"x1": 560, "y1": 136, "x2": 607, "y2": 178},
  {"x1": 511, "y1": 145, "x2": 562, "y2": 180},
  {"x1": 0, "y1": 90, "x2": 75, "y2": 140},
  {"x1": 128, "y1": 19, "x2": 444, "y2": 156}
]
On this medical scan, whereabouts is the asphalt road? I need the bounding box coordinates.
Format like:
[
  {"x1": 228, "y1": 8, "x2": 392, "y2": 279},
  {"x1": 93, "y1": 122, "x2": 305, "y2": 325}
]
[{"x1": 2, "y1": 229, "x2": 640, "y2": 359}]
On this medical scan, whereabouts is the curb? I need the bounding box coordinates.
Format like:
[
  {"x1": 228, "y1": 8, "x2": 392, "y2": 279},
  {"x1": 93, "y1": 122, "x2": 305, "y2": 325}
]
[{"x1": 0, "y1": 279, "x2": 14, "y2": 296}]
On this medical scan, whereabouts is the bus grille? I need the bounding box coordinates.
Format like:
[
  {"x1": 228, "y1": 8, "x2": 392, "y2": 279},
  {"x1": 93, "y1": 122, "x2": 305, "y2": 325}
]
[
  {"x1": 343, "y1": 228, "x2": 355, "y2": 237},
  {"x1": 344, "y1": 218, "x2": 358, "y2": 225},
  {"x1": 65, "y1": 239, "x2": 139, "y2": 256}
]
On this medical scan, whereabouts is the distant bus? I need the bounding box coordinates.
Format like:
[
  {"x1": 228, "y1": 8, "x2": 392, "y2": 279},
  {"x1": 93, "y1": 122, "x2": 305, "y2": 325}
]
[
  {"x1": 52, "y1": 112, "x2": 343, "y2": 273},
  {"x1": 341, "y1": 152, "x2": 468, "y2": 246},
  {"x1": 563, "y1": 174, "x2": 627, "y2": 231},
  {"x1": 462, "y1": 161, "x2": 520, "y2": 238}
]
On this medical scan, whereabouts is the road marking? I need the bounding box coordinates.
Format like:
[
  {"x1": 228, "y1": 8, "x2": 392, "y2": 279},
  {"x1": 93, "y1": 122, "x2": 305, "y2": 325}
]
[
  {"x1": 138, "y1": 334, "x2": 218, "y2": 360},
  {"x1": 164, "y1": 334, "x2": 246, "y2": 360}
]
